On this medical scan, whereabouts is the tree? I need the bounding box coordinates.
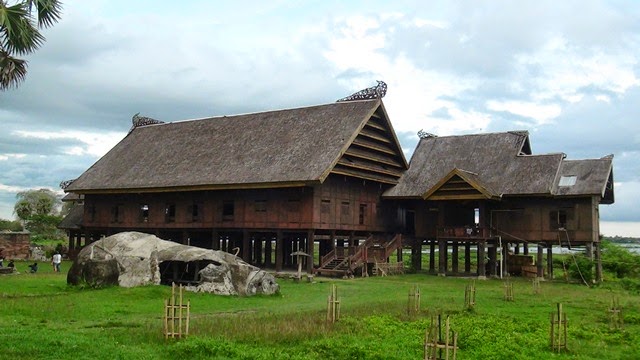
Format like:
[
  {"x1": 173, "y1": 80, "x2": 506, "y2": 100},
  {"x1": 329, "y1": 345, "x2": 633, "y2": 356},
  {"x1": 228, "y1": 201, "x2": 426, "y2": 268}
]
[
  {"x1": 13, "y1": 188, "x2": 64, "y2": 241},
  {"x1": 0, "y1": 0, "x2": 62, "y2": 90},
  {"x1": 14, "y1": 188, "x2": 59, "y2": 220},
  {"x1": 0, "y1": 218, "x2": 23, "y2": 231}
]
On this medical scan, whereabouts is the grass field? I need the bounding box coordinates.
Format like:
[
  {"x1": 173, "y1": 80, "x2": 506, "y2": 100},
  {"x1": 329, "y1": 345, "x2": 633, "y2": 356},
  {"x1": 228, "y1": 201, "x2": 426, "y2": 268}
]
[{"x1": 1, "y1": 260, "x2": 639, "y2": 359}]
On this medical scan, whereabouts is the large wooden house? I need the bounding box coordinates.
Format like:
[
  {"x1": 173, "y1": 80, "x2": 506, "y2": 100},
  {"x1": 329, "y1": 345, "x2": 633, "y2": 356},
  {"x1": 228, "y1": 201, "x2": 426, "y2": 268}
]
[{"x1": 60, "y1": 99, "x2": 614, "y2": 281}]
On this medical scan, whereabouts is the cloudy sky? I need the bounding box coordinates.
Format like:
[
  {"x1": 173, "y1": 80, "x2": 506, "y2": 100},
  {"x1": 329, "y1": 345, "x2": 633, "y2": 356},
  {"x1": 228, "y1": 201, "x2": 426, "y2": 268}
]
[{"x1": 1, "y1": 0, "x2": 639, "y2": 236}]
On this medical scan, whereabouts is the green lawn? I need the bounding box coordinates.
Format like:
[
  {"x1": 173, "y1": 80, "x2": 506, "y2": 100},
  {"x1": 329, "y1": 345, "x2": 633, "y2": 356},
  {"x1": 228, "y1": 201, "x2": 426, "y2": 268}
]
[{"x1": 1, "y1": 260, "x2": 639, "y2": 359}]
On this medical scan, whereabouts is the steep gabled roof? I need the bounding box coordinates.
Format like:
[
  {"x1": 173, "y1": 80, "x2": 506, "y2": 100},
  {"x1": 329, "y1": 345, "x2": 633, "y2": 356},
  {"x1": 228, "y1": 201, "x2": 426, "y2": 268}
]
[
  {"x1": 58, "y1": 204, "x2": 84, "y2": 230},
  {"x1": 553, "y1": 156, "x2": 614, "y2": 203},
  {"x1": 67, "y1": 100, "x2": 407, "y2": 193},
  {"x1": 384, "y1": 131, "x2": 564, "y2": 199},
  {"x1": 422, "y1": 168, "x2": 501, "y2": 200}
]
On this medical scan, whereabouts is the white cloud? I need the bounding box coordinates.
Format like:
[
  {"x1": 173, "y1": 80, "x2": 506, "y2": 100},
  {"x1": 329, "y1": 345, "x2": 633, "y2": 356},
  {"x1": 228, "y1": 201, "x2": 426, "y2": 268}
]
[
  {"x1": 0, "y1": 154, "x2": 26, "y2": 161},
  {"x1": 486, "y1": 100, "x2": 562, "y2": 125},
  {"x1": 514, "y1": 36, "x2": 639, "y2": 103},
  {"x1": 14, "y1": 130, "x2": 125, "y2": 158},
  {"x1": 0, "y1": 183, "x2": 28, "y2": 193}
]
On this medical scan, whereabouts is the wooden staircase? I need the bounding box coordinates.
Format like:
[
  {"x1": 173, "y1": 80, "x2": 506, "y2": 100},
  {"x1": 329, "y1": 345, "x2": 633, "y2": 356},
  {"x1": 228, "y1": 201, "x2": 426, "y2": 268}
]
[{"x1": 315, "y1": 233, "x2": 403, "y2": 277}]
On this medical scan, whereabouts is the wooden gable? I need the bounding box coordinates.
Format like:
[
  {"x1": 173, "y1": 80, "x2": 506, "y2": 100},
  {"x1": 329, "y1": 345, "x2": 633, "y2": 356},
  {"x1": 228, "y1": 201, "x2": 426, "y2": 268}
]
[
  {"x1": 423, "y1": 169, "x2": 501, "y2": 200},
  {"x1": 327, "y1": 103, "x2": 408, "y2": 184}
]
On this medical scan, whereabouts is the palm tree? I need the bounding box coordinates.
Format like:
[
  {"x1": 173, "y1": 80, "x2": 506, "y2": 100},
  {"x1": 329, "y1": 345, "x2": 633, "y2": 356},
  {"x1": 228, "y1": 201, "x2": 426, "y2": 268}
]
[{"x1": 0, "y1": 0, "x2": 62, "y2": 90}]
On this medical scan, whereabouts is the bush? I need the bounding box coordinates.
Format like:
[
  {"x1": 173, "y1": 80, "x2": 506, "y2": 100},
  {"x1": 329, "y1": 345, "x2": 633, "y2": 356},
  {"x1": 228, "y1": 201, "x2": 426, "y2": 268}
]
[
  {"x1": 568, "y1": 255, "x2": 594, "y2": 283},
  {"x1": 601, "y1": 241, "x2": 640, "y2": 279}
]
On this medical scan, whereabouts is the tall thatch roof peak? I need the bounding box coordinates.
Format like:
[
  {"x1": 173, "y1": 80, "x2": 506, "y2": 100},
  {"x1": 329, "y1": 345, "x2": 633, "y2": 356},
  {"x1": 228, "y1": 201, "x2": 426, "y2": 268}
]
[{"x1": 67, "y1": 99, "x2": 407, "y2": 193}]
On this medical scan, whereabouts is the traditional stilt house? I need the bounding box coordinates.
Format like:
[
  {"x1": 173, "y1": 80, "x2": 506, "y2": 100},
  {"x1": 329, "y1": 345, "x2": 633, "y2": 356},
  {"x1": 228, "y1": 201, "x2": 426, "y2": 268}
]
[
  {"x1": 62, "y1": 98, "x2": 408, "y2": 277},
  {"x1": 383, "y1": 131, "x2": 614, "y2": 281},
  {"x1": 60, "y1": 84, "x2": 615, "y2": 281}
]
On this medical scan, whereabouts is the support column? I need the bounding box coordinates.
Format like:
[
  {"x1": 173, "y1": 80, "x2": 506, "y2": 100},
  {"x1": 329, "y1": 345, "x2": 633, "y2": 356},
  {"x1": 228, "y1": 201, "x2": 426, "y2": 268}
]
[
  {"x1": 477, "y1": 241, "x2": 486, "y2": 278},
  {"x1": 242, "y1": 230, "x2": 251, "y2": 263},
  {"x1": 429, "y1": 241, "x2": 436, "y2": 273},
  {"x1": 595, "y1": 241, "x2": 602, "y2": 283},
  {"x1": 438, "y1": 239, "x2": 447, "y2": 276},
  {"x1": 537, "y1": 243, "x2": 544, "y2": 278},
  {"x1": 265, "y1": 236, "x2": 272, "y2": 267},
  {"x1": 451, "y1": 241, "x2": 459, "y2": 274},
  {"x1": 502, "y1": 242, "x2": 510, "y2": 277},
  {"x1": 488, "y1": 243, "x2": 497, "y2": 277},
  {"x1": 254, "y1": 236, "x2": 263, "y2": 266},
  {"x1": 546, "y1": 244, "x2": 554, "y2": 280},
  {"x1": 464, "y1": 243, "x2": 471, "y2": 273},
  {"x1": 585, "y1": 242, "x2": 593, "y2": 260},
  {"x1": 412, "y1": 238, "x2": 422, "y2": 271},
  {"x1": 307, "y1": 230, "x2": 315, "y2": 274},
  {"x1": 523, "y1": 243, "x2": 529, "y2": 256},
  {"x1": 275, "y1": 231, "x2": 283, "y2": 272},
  {"x1": 68, "y1": 232, "x2": 74, "y2": 251},
  {"x1": 75, "y1": 233, "x2": 82, "y2": 248},
  {"x1": 211, "y1": 229, "x2": 220, "y2": 250}
]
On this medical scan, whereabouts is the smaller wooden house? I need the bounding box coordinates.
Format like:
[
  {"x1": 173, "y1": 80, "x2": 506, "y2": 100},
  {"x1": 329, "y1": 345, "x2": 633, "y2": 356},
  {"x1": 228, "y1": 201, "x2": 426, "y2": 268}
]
[{"x1": 384, "y1": 131, "x2": 614, "y2": 280}]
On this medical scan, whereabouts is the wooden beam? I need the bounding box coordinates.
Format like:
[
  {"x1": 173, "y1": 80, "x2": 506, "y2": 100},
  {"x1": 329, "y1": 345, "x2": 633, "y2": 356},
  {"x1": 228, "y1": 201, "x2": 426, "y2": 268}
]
[
  {"x1": 345, "y1": 148, "x2": 404, "y2": 169},
  {"x1": 336, "y1": 158, "x2": 403, "y2": 178},
  {"x1": 352, "y1": 138, "x2": 397, "y2": 156},
  {"x1": 358, "y1": 128, "x2": 392, "y2": 143},
  {"x1": 330, "y1": 167, "x2": 399, "y2": 184}
]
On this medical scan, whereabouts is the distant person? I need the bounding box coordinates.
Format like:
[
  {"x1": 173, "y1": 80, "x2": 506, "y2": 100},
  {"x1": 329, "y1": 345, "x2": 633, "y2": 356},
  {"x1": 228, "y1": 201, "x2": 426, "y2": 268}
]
[
  {"x1": 7, "y1": 260, "x2": 15, "y2": 269},
  {"x1": 0, "y1": 254, "x2": 4, "y2": 267},
  {"x1": 28, "y1": 262, "x2": 38, "y2": 273},
  {"x1": 52, "y1": 252, "x2": 62, "y2": 272}
]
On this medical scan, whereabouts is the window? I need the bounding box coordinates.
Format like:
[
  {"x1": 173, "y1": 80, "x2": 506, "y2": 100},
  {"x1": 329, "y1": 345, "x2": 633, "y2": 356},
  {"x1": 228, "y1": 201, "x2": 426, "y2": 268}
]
[
  {"x1": 222, "y1": 201, "x2": 234, "y2": 221},
  {"x1": 287, "y1": 199, "x2": 300, "y2": 213},
  {"x1": 165, "y1": 204, "x2": 176, "y2": 223},
  {"x1": 190, "y1": 203, "x2": 202, "y2": 222},
  {"x1": 549, "y1": 210, "x2": 568, "y2": 230},
  {"x1": 140, "y1": 204, "x2": 149, "y2": 222},
  {"x1": 88, "y1": 204, "x2": 96, "y2": 222},
  {"x1": 341, "y1": 201, "x2": 350, "y2": 224},
  {"x1": 321, "y1": 199, "x2": 331, "y2": 213},
  {"x1": 254, "y1": 200, "x2": 267, "y2": 212},
  {"x1": 111, "y1": 204, "x2": 123, "y2": 223},
  {"x1": 559, "y1": 175, "x2": 577, "y2": 186},
  {"x1": 359, "y1": 204, "x2": 367, "y2": 225}
]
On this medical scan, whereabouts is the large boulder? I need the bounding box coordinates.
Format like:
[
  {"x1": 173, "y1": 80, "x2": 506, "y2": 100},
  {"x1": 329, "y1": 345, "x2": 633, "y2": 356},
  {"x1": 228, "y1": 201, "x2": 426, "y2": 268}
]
[{"x1": 67, "y1": 232, "x2": 279, "y2": 296}]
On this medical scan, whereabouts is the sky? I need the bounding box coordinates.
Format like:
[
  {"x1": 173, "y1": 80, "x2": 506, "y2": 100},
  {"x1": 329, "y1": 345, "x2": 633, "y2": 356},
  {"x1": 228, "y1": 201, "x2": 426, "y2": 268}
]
[{"x1": 0, "y1": 0, "x2": 639, "y2": 237}]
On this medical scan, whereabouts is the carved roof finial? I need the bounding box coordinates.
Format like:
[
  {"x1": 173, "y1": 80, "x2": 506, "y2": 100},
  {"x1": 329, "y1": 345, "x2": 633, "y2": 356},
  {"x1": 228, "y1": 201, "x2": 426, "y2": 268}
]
[
  {"x1": 417, "y1": 129, "x2": 437, "y2": 139},
  {"x1": 129, "y1": 113, "x2": 165, "y2": 133},
  {"x1": 337, "y1": 80, "x2": 387, "y2": 102}
]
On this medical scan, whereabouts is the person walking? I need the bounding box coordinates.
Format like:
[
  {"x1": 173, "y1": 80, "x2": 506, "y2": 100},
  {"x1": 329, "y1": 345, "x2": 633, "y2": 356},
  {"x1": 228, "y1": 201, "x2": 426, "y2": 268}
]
[{"x1": 52, "y1": 252, "x2": 62, "y2": 272}]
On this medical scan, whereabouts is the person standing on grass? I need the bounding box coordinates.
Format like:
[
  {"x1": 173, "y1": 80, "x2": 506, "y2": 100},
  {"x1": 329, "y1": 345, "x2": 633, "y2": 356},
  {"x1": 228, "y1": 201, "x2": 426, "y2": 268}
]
[{"x1": 52, "y1": 252, "x2": 62, "y2": 272}]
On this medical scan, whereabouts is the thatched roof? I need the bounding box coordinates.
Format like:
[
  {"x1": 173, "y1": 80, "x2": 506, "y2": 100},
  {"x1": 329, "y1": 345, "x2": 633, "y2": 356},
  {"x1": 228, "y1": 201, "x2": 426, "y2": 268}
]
[
  {"x1": 61, "y1": 193, "x2": 83, "y2": 202},
  {"x1": 67, "y1": 100, "x2": 406, "y2": 193},
  {"x1": 58, "y1": 204, "x2": 84, "y2": 230},
  {"x1": 384, "y1": 131, "x2": 613, "y2": 202},
  {"x1": 554, "y1": 157, "x2": 614, "y2": 203}
]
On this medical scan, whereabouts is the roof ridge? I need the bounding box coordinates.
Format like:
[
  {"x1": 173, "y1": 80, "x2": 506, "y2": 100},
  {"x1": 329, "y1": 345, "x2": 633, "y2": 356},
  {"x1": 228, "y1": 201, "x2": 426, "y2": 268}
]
[
  {"x1": 156, "y1": 99, "x2": 381, "y2": 126},
  {"x1": 422, "y1": 130, "x2": 529, "y2": 140}
]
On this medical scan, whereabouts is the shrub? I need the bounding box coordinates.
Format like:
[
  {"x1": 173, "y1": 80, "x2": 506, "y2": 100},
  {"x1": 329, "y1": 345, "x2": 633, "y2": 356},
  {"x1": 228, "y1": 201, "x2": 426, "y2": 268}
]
[{"x1": 601, "y1": 241, "x2": 640, "y2": 279}]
